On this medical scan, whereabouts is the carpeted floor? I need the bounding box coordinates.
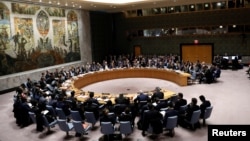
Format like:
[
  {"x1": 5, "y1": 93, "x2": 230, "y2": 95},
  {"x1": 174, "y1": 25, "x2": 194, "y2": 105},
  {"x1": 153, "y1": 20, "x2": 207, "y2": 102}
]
[{"x1": 0, "y1": 67, "x2": 250, "y2": 141}]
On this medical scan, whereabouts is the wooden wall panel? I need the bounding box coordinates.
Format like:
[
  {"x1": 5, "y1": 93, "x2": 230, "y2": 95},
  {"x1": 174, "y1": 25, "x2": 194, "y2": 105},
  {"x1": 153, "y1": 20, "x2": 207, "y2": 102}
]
[{"x1": 181, "y1": 44, "x2": 213, "y2": 64}]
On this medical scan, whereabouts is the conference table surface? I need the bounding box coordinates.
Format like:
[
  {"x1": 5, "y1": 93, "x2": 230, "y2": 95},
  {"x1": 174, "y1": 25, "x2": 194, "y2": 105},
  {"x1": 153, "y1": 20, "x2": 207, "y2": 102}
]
[{"x1": 61, "y1": 68, "x2": 191, "y2": 103}]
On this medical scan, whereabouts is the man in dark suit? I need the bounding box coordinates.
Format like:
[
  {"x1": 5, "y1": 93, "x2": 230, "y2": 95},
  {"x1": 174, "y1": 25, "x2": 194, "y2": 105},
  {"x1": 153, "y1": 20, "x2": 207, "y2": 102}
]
[
  {"x1": 115, "y1": 93, "x2": 130, "y2": 105},
  {"x1": 174, "y1": 93, "x2": 187, "y2": 112},
  {"x1": 141, "y1": 103, "x2": 163, "y2": 136},
  {"x1": 118, "y1": 107, "x2": 134, "y2": 127},
  {"x1": 163, "y1": 103, "x2": 178, "y2": 126},
  {"x1": 199, "y1": 95, "x2": 211, "y2": 118},
  {"x1": 86, "y1": 92, "x2": 100, "y2": 106},
  {"x1": 84, "y1": 100, "x2": 100, "y2": 120},
  {"x1": 134, "y1": 90, "x2": 149, "y2": 103},
  {"x1": 185, "y1": 98, "x2": 200, "y2": 121},
  {"x1": 134, "y1": 90, "x2": 150, "y2": 115},
  {"x1": 56, "y1": 96, "x2": 71, "y2": 118},
  {"x1": 179, "y1": 97, "x2": 200, "y2": 128},
  {"x1": 151, "y1": 87, "x2": 164, "y2": 102},
  {"x1": 154, "y1": 99, "x2": 169, "y2": 111}
]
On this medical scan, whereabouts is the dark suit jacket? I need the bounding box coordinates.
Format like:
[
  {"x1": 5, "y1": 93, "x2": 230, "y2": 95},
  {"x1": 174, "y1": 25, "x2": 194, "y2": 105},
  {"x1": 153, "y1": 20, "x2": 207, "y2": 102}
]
[
  {"x1": 86, "y1": 98, "x2": 100, "y2": 106},
  {"x1": 142, "y1": 109, "x2": 163, "y2": 134},
  {"x1": 115, "y1": 97, "x2": 130, "y2": 105},
  {"x1": 185, "y1": 104, "x2": 200, "y2": 121},
  {"x1": 134, "y1": 93, "x2": 149, "y2": 103},
  {"x1": 155, "y1": 101, "x2": 168, "y2": 111},
  {"x1": 118, "y1": 113, "x2": 134, "y2": 126},
  {"x1": 151, "y1": 91, "x2": 164, "y2": 102},
  {"x1": 100, "y1": 114, "x2": 116, "y2": 125},
  {"x1": 56, "y1": 101, "x2": 71, "y2": 116},
  {"x1": 174, "y1": 99, "x2": 187, "y2": 111},
  {"x1": 200, "y1": 100, "x2": 211, "y2": 118},
  {"x1": 84, "y1": 103, "x2": 100, "y2": 120}
]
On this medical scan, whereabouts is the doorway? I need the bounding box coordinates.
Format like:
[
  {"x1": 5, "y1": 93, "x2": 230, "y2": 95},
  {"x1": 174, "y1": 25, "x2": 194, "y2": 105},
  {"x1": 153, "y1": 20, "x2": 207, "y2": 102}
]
[{"x1": 134, "y1": 45, "x2": 141, "y2": 57}]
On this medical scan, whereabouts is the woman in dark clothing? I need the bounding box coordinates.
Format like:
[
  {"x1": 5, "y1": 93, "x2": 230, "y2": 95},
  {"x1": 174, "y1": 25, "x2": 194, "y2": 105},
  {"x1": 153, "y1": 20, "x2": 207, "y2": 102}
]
[{"x1": 100, "y1": 108, "x2": 116, "y2": 125}]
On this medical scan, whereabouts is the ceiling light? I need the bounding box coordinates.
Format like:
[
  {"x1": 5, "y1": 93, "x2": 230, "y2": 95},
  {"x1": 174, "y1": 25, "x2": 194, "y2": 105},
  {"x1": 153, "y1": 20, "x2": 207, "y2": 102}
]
[
  {"x1": 217, "y1": 2, "x2": 221, "y2": 6},
  {"x1": 83, "y1": 0, "x2": 147, "y2": 4}
]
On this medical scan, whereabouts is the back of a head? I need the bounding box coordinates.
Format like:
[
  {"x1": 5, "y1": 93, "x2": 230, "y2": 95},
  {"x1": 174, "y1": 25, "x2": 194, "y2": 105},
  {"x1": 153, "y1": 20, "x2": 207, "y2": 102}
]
[
  {"x1": 119, "y1": 93, "x2": 124, "y2": 98},
  {"x1": 155, "y1": 87, "x2": 161, "y2": 92},
  {"x1": 178, "y1": 93, "x2": 183, "y2": 99},
  {"x1": 89, "y1": 92, "x2": 94, "y2": 98},
  {"x1": 199, "y1": 95, "x2": 206, "y2": 102},
  {"x1": 191, "y1": 98, "x2": 198, "y2": 105},
  {"x1": 106, "y1": 100, "x2": 112, "y2": 106}
]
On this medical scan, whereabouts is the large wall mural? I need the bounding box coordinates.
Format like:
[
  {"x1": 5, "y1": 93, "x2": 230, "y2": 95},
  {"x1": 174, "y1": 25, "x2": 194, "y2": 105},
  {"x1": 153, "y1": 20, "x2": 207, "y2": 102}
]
[
  {"x1": 0, "y1": 1, "x2": 81, "y2": 76},
  {"x1": 66, "y1": 10, "x2": 80, "y2": 62},
  {"x1": 11, "y1": 3, "x2": 40, "y2": 15}
]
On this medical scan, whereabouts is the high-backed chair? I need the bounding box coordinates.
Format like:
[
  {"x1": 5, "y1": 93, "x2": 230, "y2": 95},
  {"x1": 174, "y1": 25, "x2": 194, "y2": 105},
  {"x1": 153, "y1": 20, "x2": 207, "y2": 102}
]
[
  {"x1": 185, "y1": 110, "x2": 201, "y2": 130},
  {"x1": 42, "y1": 115, "x2": 57, "y2": 132},
  {"x1": 57, "y1": 119, "x2": 74, "y2": 136},
  {"x1": 165, "y1": 116, "x2": 178, "y2": 137},
  {"x1": 28, "y1": 111, "x2": 36, "y2": 124},
  {"x1": 114, "y1": 104, "x2": 127, "y2": 115},
  {"x1": 138, "y1": 100, "x2": 148, "y2": 108},
  {"x1": 119, "y1": 121, "x2": 133, "y2": 137},
  {"x1": 72, "y1": 120, "x2": 92, "y2": 137},
  {"x1": 202, "y1": 106, "x2": 213, "y2": 126},
  {"x1": 46, "y1": 105, "x2": 57, "y2": 118},
  {"x1": 179, "y1": 104, "x2": 188, "y2": 115},
  {"x1": 138, "y1": 101, "x2": 148, "y2": 115},
  {"x1": 56, "y1": 107, "x2": 67, "y2": 119},
  {"x1": 84, "y1": 111, "x2": 97, "y2": 127},
  {"x1": 100, "y1": 122, "x2": 115, "y2": 141},
  {"x1": 70, "y1": 110, "x2": 83, "y2": 122}
]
